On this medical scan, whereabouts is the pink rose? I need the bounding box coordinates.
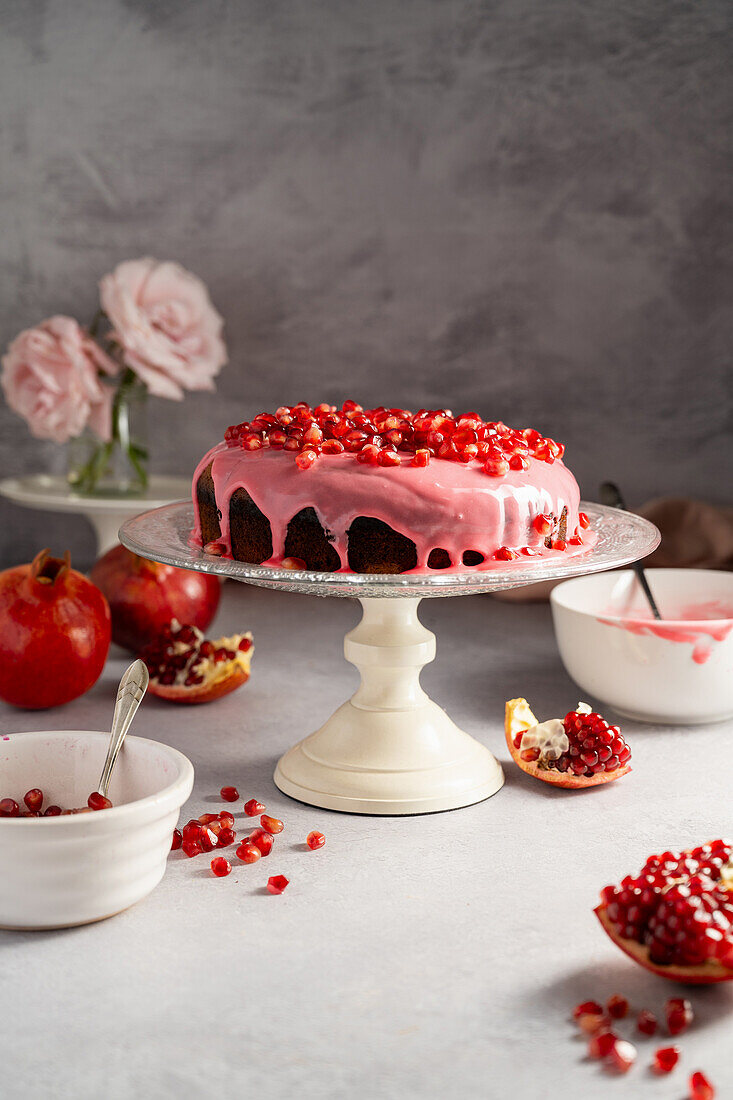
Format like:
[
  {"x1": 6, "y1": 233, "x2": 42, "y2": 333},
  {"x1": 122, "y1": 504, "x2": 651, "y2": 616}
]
[
  {"x1": 99, "y1": 258, "x2": 227, "y2": 400},
  {"x1": 1, "y1": 316, "x2": 118, "y2": 444}
]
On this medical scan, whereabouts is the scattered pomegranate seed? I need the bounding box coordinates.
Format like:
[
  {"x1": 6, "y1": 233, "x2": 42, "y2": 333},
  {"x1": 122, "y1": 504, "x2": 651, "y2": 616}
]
[
  {"x1": 236, "y1": 842, "x2": 261, "y2": 864},
  {"x1": 171, "y1": 828, "x2": 182, "y2": 851},
  {"x1": 244, "y1": 798, "x2": 265, "y2": 816},
  {"x1": 267, "y1": 875, "x2": 289, "y2": 894},
  {"x1": 578, "y1": 511, "x2": 590, "y2": 529},
  {"x1": 637, "y1": 1009, "x2": 658, "y2": 1036},
  {"x1": 666, "y1": 998, "x2": 693, "y2": 1036},
  {"x1": 653, "y1": 1046, "x2": 680, "y2": 1074},
  {"x1": 249, "y1": 828, "x2": 274, "y2": 856},
  {"x1": 182, "y1": 839, "x2": 202, "y2": 858},
  {"x1": 210, "y1": 857, "x2": 231, "y2": 877},
  {"x1": 0, "y1": 797, "x2": 20, "y2": 817},
  {"x1": 577, "y1": 1012, "x2": 610, "y2": 1034},
  {"x1": 87, "y1": 792, "x2": 112, "y2": 811},
  {"x1": 199, "y1": 826, "x2": 219, "y2": 853},
  {"x1": 608, "y1": 1039, "x2": 636, "y2": 1073},
  {"x1": 182, "y1": 820, "x2": 203, "y2": 843},
  {"x1": 218, "y1": 811, "x2": 235, "y2": 828},
  {"x1": 606, "y1": 994, "x2": 629, "y2": 1019},
  {"x1": 199, "y1": 813, "x2": 218, "y2": 825},
  {"x1": 260, "y1": 814, "x2": 284, "y2": 835},
  {"x1": 307, "y1": 831, "x2": 325, "y2": 850},
  {"x1": 23, "y1": 788, "x2": 43, "y2": 813},
  {"x1": 220, "y1": 785, "x2": 239, "y2": 802},
  {"x1": 216, "y1": 827, "x2": 236, "y2": 848},
  {"x1": 44, "y1": 805, "x2": 62, "y2": 816},
  {"x1": 689, "y1": 1070, "x2": 715, "y2": 1099},
  {"x1": 573, "y1": 1000, "x2": 603, "y2": 1021},
  {"x1": 588, "y1": 1031, "x2": 617, "y2": 1059}
]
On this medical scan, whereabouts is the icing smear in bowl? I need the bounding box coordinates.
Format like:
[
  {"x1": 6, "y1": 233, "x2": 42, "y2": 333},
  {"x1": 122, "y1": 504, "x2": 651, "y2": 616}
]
[{"x1": 550, "y1": 570, "x2": 733, "y2": 724}]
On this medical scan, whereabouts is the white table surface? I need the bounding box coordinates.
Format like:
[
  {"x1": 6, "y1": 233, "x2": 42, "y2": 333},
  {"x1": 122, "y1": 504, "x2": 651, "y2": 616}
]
[{"x1": 2, "y1": 582, "x2": 731, "y2": 1099}]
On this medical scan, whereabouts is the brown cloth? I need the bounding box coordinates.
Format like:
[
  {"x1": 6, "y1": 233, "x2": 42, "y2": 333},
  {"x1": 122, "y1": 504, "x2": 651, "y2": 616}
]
[{"x1": 493, "y1": 497, "x2": 733, "y2": 603}]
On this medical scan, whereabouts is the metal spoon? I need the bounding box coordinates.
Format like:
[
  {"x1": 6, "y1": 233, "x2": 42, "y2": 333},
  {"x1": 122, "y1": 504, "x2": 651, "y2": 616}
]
[
  {"x1": 97, "y1": 659, "x2": 149, "y2": 798},
  {"x1": 599, "y1": 481, "x2": 662, "y2": 620}
]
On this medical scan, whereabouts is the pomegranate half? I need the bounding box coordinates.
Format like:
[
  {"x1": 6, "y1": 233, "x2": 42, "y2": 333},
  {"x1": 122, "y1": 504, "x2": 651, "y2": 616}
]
[
  {"x1": 595, "y1": 840, "x2": 733, "y2": 984},
  {"x1": 0, "y1": 549, "x2": 110, "y2": 709},
  {"x1": 505, "y1": 698, "x2": 631, "y2": 788},
  {"x1": 140, "y1": 620, "x2": 253, "y2": 704},
  {"x1": 91, "y1": 543, "x2": 220, "y2": 653}
]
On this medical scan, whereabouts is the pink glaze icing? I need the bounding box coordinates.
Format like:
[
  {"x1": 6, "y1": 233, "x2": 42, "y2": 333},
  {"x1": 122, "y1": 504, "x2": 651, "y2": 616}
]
[
  {"x1": 598, "y1": 600, "x2": 733, "y2": 665},
  {"x1": 191, "y1": 442, "x2": 593, "y2": 574}
]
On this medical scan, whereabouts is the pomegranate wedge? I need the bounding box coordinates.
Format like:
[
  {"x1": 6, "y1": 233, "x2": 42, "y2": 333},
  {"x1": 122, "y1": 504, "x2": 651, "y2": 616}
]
[
  {"x1": 595, "y1": 840, "x2": 733, "y2": 984},
  {"x1": 505, "y1": 698, "x2": 631, "y2": 788},
  {"x1": 140, "y1": 620, "x2": 253, "y2": 704}
]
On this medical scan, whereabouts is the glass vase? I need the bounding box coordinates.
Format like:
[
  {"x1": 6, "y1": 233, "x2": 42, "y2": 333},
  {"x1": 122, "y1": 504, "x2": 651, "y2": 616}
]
[{"x1": 67, "y1": 371, "x2": 149, "y2": 497}]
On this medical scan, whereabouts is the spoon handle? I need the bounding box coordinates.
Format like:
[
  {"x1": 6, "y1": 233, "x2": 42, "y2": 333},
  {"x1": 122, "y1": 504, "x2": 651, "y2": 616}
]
[
  {"x1": 599, "y1": 481, "x2": 663, "y2": 620},
  {"x1": 98, "y1": 660, "x2": 149, "y2": 798}
]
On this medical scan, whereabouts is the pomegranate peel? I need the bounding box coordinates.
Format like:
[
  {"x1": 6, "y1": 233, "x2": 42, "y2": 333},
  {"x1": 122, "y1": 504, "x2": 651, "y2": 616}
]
[
  {"x1": 595, "y1": 840, "x2": 733, "y2": 985},
  {"x1": 504, "y1": 698, "x2": 631, "y2": 788},
  {"x1": 140, "y1": 620, "x2": 253, "y2": 704}
]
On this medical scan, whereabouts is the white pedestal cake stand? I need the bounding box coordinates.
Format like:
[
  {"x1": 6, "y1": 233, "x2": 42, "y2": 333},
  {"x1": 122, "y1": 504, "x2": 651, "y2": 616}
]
[
  {"x1": 0, "y1": 474, "x2": 191, "y2": 556},
  {"x1": 120, "y1": 502, "x2": 659, "y2": 815}
]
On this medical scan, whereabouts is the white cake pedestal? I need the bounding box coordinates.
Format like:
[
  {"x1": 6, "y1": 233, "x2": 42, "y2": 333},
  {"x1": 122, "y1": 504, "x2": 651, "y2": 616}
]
[
  {"x1": 120, "y1": 501, "x2": 659, "y2": 815},
  {"x1": 0, "y1": 474, "x2": 190, "y2": 556}
]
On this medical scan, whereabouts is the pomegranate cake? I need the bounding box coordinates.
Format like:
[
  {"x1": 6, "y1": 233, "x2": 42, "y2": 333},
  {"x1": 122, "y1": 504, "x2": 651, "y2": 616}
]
[{"x1": 191, "y1": 401, "x2": 593, "y2": 574}]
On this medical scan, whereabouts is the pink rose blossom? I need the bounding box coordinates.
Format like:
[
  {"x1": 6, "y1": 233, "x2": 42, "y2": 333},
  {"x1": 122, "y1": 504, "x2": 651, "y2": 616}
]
[
  {"x1": 99, "y1": 258, "x2": 227, "y2": 400},
  {"x1": 1, "y1": 316, "x2": 118, "y2": 444}
]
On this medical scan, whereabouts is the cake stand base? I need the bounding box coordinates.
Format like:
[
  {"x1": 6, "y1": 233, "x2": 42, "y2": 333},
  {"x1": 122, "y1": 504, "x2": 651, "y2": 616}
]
[{"x1": 274, "y1": 597, "x2": 504, "y2": 814}]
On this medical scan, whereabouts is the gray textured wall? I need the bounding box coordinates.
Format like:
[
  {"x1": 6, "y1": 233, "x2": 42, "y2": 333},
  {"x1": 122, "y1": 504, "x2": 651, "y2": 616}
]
[{"x1": 0, "y1": 0, "x2": 731, "y2": 569}]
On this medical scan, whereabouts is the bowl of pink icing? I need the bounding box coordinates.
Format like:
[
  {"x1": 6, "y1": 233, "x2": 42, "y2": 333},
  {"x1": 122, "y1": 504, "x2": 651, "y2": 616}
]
[{"x1": 550, "y1": 569, "x2": 733, "y2": 724}]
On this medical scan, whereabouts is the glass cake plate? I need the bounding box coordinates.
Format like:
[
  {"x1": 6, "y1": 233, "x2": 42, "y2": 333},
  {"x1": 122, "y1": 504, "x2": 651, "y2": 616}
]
[{"x1": 120, "y1": 501, "x2": 659, "y2": 816}]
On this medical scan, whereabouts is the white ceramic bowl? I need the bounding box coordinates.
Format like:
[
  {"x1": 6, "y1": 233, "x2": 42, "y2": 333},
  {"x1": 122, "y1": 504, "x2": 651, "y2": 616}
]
[
  {"x1": 551, "y1": 569, "x2": 733, "y2": 724},
  {"x1": 0, "y1": 731, "x2": 194, "y2": 929}
]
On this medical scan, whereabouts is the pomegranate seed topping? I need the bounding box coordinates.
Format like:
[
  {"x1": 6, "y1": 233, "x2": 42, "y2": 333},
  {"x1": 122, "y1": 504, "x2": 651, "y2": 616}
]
[
  {"x1": 87, "y1": 791, "x2": 112, "y2": 811},
  {"x1": 44, "y1": 805, "x2": 62, "y2": 816},
  {"x1": 0, "y1": 797, "x2": 20, "y2": 817},
  {"x1": 260, "y1": 814, "x2": 284, "y2": 835},
  {"x1": 653, "y1": 1046, "x2": 680, "y2": 1074},
  {"x1": 689, "y1": 1070, "x2": 715, "y2": 1099},
  {"x1": 281, "y1": 557, "x2": 306, "y2": 570},
  {"x1": 532, "y1": 514, "x2": 552, "y2": 536},
  {"x1": 606, "y1": 994, "x2": 629, "y2": 1019},
  {"x1": 608, "y1": 1039, "x2": 636, "y2": 1073},
  {"x1": 244, "y1": 798, "x2": 265, "y2": 816},
  {"x1": 210, "y1": 857, "x2": 231, "y2": 877},
  {"x1": 484, "y1": 455, "x2": 510, "y2": 476},
  {"x1": 182, "y1": 839, "x2": 202, "y2": 858},
  {"x1": 552, "y1": 538, "x2": 567, "y2": 551},
  {"x1": 249, "y1": 828, "x2": 274, "y2": 856},
  {"x1": 220, "y1": 785, "x2": 239, "y2": 802},
  {"x1": 573, "y1": 1000, "x2": 603, "y2": 1021},
  {"x1": 637, "y1": 1010, "x2": 658, "y2": 1035},
  {"x1": 216, "y1": 827, "x2": 236, "y2": 848},
  {"x1": 306, "y1": 831, "x2": 326, "y2": 850},
  {"x1": 203, "y1": 540, "x2": 225, "y2": 556},
  {"x1": 578, "y1": 511, "x2": 590, "y2": 529},
  {"x1": 236, "y1": 842, "x2": 261, "y2": 864},
  {"x1": 509, "y1": 453, "x2": 529, "y2": 471},
  {"x1": 295, "y1": 448, "x2": 318, "y2": 470},
  {"x1": 267, "y1": 874, "x2": 289, "y2": 894},
  {"x1": 171, "y1": 828, "x2": 183, "y2": 851},
  {"x1": 588, "y1": 1031, "x2": 618, "y2": 1059},
  {"x1": 412, "y1": 449, "x2": 430, "y2": 467},
  {"x1": 493, "y1": 547, "x2": 517, "y2": 561},
  {"x1": 23, "y1": 789, "x2": 44, "y2": 813},
  {"x1": 378, "y1": 449, "x2": 401, "y2": 467},
  {"x1": 666, "y1": 998, "x2": 693, "y2": 1036}
]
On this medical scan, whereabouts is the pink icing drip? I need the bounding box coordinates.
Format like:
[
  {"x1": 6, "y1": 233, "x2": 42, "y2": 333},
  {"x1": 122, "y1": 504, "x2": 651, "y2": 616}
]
[
  {"x1": 598, "y1": 601, "x2": 733, "y2": 665},
  {"x1": 191, "y1": 443, "x2": 591, "y2": 574}
]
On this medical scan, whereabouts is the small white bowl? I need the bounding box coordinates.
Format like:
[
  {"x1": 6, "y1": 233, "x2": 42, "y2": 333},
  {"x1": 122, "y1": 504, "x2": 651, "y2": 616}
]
[
  {"x1": 551, "y1": 569, "x2": 733, "y2": 724},
  {"x1": 0, "y1": 730, "x2": 194, "y2": 929}
]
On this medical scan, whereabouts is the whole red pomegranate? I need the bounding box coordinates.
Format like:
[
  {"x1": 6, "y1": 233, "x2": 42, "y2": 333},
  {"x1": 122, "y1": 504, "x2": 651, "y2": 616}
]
[
  {"x1": 91, "y1": 544, "x2": 220, "y2": 653},
  {"x1": 0, "y1": 549, "x2": 111, "y2": 709}
]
